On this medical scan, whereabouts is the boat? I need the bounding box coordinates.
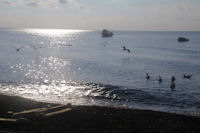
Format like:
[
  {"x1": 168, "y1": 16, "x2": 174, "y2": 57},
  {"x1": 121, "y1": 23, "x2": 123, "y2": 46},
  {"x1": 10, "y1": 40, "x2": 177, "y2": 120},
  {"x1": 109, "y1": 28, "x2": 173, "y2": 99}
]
[
  {"x1": 177, "y1": 37, "x2": 189, "y2": 42},
  {"x1": 101, "y1": 29, "x2": 113, "y2": 37}
]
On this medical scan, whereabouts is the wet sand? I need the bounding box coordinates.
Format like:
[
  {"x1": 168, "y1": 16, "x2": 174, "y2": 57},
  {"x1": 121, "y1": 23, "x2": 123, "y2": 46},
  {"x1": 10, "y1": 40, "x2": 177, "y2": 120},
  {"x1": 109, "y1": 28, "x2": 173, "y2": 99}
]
[{"x1": 0, "y1": 94, "x2": 200, "y2": 133}]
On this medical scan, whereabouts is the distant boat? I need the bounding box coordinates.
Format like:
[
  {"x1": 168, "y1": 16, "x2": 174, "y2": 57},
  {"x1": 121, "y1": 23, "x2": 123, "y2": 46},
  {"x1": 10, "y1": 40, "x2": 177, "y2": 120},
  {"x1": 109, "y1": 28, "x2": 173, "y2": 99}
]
[
  {"x1": 101, "y1": 29, "x2": 113, "y2": 37},
  {"x1": 177, "y1": 37, "x2": 189, "y2": 42}
]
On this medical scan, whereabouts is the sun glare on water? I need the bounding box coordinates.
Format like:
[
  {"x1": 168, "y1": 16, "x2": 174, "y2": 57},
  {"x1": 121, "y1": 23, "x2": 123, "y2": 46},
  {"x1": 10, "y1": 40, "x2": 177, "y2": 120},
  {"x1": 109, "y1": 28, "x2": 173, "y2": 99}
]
[
  {"x1": 20, "y1": 29, "x2": 87, "y2": 37},
  {"x1": 13, "y1": 28, "x2": 88, "y2": 49}
]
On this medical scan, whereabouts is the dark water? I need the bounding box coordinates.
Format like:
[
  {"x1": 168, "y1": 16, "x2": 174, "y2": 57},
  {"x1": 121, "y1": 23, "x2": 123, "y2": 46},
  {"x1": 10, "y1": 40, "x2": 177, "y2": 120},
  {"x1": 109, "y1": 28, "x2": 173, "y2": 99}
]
[{"x1": 0, "y1": 29, "x2": 200, "y2": 115}]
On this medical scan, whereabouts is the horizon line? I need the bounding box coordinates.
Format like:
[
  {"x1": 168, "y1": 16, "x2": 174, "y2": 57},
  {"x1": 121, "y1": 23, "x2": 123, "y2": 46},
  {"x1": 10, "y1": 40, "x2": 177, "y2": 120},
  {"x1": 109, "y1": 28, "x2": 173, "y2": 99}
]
[{"x1": 1, "y1": 27, "x2": 200, "y2": 32}]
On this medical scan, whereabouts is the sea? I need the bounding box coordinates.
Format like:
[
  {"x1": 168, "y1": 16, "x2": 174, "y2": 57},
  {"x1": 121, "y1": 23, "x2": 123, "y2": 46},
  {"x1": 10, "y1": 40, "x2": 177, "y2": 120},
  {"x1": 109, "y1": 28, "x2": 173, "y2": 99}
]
[{"x1": 0, "y1": 28, "x2": 200, "y2": 116}]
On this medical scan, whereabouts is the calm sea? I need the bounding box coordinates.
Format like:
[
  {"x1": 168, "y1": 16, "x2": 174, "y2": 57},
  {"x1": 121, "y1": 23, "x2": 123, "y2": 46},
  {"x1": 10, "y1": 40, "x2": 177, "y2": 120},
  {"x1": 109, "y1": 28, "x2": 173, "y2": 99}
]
[{"x1": 0, "y1": 28, "x2": 200, "y2": 115}]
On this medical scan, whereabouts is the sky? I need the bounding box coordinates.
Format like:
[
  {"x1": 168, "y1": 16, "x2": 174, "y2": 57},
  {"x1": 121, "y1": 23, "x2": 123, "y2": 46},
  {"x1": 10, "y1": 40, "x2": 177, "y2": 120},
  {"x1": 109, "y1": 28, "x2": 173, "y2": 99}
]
[{"x1": 0, "y1": 0, "x2": 200, "y2": 31}]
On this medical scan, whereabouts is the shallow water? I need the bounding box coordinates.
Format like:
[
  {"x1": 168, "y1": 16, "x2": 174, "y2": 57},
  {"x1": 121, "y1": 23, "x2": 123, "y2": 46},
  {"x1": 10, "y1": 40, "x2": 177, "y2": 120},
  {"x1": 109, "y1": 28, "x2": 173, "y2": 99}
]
[{"x1": 0, "y1": 28, "x2": 200, "y2": 115}]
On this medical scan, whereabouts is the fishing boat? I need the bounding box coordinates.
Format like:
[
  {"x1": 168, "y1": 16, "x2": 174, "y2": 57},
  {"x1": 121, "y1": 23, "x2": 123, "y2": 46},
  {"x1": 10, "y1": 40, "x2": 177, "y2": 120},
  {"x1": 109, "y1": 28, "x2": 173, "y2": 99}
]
[{"x1": 177, "y1": 37, "x2": 189, "y2": 42}]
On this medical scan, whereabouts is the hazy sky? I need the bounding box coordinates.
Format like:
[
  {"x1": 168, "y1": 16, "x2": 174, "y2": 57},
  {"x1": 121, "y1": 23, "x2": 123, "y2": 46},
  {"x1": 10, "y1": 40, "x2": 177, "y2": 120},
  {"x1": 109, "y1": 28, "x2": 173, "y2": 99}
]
[{"x1": 0, "y1": 0, "x2": 200, "y2": 31}]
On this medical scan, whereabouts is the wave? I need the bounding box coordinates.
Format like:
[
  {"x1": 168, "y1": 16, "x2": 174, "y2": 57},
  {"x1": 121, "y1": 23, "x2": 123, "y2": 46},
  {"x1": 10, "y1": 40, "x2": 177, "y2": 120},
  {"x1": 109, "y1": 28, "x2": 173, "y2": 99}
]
[{"x1": 1, "y1": 80, "x2": 200, "y2": 115}]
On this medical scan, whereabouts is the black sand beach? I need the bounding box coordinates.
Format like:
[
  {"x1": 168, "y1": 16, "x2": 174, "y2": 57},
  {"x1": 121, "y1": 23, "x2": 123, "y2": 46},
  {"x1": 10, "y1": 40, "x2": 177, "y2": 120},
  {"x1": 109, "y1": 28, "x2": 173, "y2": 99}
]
[{"x1": 0, "y1": 94, "x2": 200, "y2": 133}]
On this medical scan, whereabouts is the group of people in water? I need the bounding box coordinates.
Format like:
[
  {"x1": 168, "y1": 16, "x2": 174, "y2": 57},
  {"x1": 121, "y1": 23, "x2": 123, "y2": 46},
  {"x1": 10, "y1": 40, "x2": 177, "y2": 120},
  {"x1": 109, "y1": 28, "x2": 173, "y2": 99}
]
[{"x1": 145, "y1": 73, "x2": 192, "y2": 90}]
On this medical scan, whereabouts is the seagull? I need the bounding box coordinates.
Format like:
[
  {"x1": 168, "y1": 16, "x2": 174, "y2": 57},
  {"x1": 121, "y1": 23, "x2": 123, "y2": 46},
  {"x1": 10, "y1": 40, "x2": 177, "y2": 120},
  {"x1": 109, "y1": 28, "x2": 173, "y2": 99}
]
[
  {"x1": 122, "y1": 46, "x2": 131, "y2": 53},
  {"x1": 146, "y1": 73, "x2": 150, "y2": 80},
  {"x1": 11, "y1": 45, "x2": 25, "y2": 52},
  {"x1": 183, "y1": 74, "x2": 192, "y2": 79}
]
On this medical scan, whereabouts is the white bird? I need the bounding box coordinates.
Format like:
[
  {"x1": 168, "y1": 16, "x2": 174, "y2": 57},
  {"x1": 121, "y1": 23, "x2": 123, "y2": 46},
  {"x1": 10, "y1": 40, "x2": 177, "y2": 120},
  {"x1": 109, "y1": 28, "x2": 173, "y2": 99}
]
[{"x1": 11, "y1": 45, "x2": 25, "y2": 52}]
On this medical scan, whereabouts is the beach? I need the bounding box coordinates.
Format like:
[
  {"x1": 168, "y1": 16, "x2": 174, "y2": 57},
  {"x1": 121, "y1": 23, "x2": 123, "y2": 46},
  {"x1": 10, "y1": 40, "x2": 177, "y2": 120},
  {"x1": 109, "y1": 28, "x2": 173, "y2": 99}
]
[{"x1": 0, "y1": 94, "x2": 200, "y2": 133}]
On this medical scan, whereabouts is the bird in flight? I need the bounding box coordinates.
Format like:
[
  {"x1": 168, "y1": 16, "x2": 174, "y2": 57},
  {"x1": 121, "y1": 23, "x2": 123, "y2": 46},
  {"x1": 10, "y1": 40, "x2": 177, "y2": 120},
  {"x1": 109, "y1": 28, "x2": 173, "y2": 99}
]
[
  {"x1": 11, "y1": 45, "x2": 25, "y2": 52},
  {"x1": 122, "y1": 46, "x2": 131, "y2": 53}
]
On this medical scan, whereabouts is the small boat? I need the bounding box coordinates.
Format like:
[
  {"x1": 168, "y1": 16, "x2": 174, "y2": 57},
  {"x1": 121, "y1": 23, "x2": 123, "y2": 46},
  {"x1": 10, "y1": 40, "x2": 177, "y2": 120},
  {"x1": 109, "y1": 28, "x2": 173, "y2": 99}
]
[
  {"x1": 177, "y1": 37, "x2": 189, "y2": 42},
  {"x1": 101, "y1": 29, "x2": 113, "y2": 37}
]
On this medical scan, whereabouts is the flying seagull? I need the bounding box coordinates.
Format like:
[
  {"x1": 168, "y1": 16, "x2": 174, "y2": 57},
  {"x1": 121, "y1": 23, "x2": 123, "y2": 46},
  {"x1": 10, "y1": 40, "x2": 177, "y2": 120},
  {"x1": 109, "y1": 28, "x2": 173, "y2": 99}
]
[
  {"x1": 122, "y1": 46, "x2": 131, "y2": 53},
  {"x1": 11, "y1": 45, "x2": 25, "y2": 52}
]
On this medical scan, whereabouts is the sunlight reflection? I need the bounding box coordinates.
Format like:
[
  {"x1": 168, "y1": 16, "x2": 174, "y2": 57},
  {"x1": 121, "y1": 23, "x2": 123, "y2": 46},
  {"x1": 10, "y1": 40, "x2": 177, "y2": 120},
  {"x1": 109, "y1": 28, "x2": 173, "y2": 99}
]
[
  {"x1": 0, "y1": 81, "x2": 120, "y2": 106},
  {"x1": 22, "y1": 29, "x2": 86, "y2": 37},
  {"x1": 10, "y1": 56, "x2": 71, "y2": 81},
  {"x1": 18, "y1": 28, "x2": 87, "y2": 49}
]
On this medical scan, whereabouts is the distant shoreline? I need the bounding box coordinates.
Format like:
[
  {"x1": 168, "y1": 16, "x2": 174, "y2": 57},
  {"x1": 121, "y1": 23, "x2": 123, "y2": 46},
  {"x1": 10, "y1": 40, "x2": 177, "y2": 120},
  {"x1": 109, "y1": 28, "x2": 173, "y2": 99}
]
[{"x1": 0, "y1": 94, "x2": 200, "y2": 133}]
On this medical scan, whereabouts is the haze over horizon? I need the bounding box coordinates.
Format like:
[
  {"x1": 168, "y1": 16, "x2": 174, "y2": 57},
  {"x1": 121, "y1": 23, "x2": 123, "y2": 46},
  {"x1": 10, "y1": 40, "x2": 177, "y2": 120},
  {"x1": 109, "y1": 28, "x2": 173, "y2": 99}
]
[{"x1": 0, "y1": 0, "x2": 200, "y2": 31}]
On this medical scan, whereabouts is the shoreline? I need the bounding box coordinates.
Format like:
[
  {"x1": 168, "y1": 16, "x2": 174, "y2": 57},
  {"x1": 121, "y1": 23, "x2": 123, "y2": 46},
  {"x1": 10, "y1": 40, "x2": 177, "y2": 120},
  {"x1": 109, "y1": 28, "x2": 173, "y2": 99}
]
[{"x1": 1, "y1": 94, "x2": 200, "y2": 133}]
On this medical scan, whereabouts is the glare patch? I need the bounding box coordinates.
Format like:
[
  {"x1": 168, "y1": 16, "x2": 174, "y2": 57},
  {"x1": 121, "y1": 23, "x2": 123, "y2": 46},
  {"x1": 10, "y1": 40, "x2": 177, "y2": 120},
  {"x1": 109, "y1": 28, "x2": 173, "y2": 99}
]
[
  {"x1": 0, "y1": 81, "x2": 112, "y2": 105},
  {"x1": 10, "y1": 57, "x2": 71, "y2": 81},
  {"x1": 22, "y1": 29, "x2": 86, "y2": 37}
]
